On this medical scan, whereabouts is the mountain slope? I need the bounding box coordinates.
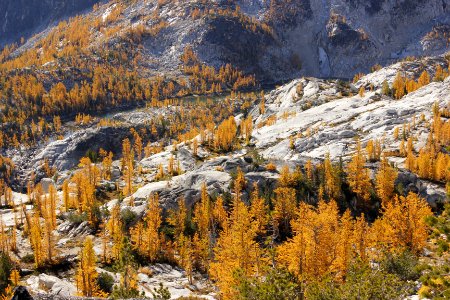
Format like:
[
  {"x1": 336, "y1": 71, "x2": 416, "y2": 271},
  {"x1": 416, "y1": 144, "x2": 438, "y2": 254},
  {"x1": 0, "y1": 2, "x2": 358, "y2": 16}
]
[
  {"x1": 2, "y1": 54, "x2": 449, "y2": 299},
  {"x1": 2, "y1": 0, "x2": 449, "y2": 81},
  {"x1": 2, "y1": 1, "x2": 450, "y2": 300},
  {"x1": 0, "y1": 0, "x2": 101, "y2": 46}
]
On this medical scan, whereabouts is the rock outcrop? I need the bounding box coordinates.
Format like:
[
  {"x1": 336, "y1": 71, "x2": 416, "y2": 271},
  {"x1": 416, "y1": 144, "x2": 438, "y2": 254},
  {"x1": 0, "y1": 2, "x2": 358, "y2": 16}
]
[
  {"x1": 26, "y1": 274, "x2": 77, "y2": 297},
  {"x1": 251, "y1": 54, "x2": 450, "y2": 204}
]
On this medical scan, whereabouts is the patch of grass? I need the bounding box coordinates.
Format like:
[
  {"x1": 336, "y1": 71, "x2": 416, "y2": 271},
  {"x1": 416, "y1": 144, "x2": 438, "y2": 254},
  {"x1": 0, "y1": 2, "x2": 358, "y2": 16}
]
[
  {"x1": 21, "y1": 254, "x2": 35, "y2": 264},
  {"x1": 67, "y1": 211, "x2": 88, "y2": 225},
  {"x1": 121, "y1": 208, "x2": 138, "y2": 230},
  {"x1": 98, "y1": 272, "x2": 115, "y2": 294}
]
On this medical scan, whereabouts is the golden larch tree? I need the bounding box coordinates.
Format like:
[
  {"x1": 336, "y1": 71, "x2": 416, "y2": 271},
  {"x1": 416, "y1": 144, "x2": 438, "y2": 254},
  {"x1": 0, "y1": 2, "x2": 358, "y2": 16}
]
[
  {"x1": 122, "y1": 138, "x2": 135, "y2": 196},
  {"x1": 418, "y1": 70, "x2": 430, "y2": 87},
  {"x1": 370, "y1": 193, "x2": 432, "y2": 254},
  {"x1": 323, "y1": 153, "x2": 341, "y2": 200},
  {"x1": 273, "y1": 187, "x2": 297, "y2": 233},
  {"x1": 131, "y1": 194, "x2": 162, "y2": 262},
  {"x1": 393, "y1": 72, "x2": 406, "y2": 99},
  {"x1": 210, "y1": 196, "x2": 264, "y2": 300},
  {"x1": 192, "y1": 183, "x2": 214, "y2": 271},
  {"x1": 249, "y1": 183, "x2": 268, "y2": 235},
  {"x1": 346, "y1": 141, "x2": 372, "y2": 206},
  {"x1": 107, "y1": 204, "x2": 124, "y2": 261},
  {"x1": 215, "y1": 116, "x2": 237, "y2": 152},
  {"x1": 75, "y1": 237, "x2": 106, "y2": 297},
  {"x1": 240, "y1": 115, "x2": 253, "y2": 145},
  {"x1": 29, "y1": 211, "x2": 44, "y2": 268},
  {"x1": 375, "y1": 156, "x2": 398, "y2": 205}
]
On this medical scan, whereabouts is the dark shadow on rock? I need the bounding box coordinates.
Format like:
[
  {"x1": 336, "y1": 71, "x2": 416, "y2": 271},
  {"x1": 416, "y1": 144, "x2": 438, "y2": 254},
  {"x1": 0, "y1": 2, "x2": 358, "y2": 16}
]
[{"x1": 11, "y1": 286, "x2": 34, "y2": 300}]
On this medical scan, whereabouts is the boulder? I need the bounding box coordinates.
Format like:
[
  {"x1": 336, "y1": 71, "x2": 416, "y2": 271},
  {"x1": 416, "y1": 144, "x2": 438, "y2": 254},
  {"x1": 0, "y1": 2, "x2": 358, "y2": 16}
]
[
  {"x1": 36, "y1": 274, "x2": 76, "y2": 297},
  {"x1": 39, "y1": 178, "x2": 55, "y2": 193}
]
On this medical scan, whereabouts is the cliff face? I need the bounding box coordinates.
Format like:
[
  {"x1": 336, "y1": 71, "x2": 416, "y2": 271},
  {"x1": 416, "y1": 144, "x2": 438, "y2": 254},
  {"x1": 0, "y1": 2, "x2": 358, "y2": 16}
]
[
  {"x1": 0, "y1": 0, "x2": 100, "y2": 46},
  {"x1": 264, "y1": 0, "x2": 450, "y2": 79},
  {"x1": 212, "y1": 0, "x2": 450, "y2": 80},
  {"x1": 321, "y1": 0, "x2": 450, "y2": 77}
]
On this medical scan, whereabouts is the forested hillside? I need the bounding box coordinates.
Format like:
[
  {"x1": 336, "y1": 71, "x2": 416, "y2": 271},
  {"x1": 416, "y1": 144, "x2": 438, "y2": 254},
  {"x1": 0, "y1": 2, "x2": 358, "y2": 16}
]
[{"x1": 0, "y1": 0, "x2": 449, "y2": 299}]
